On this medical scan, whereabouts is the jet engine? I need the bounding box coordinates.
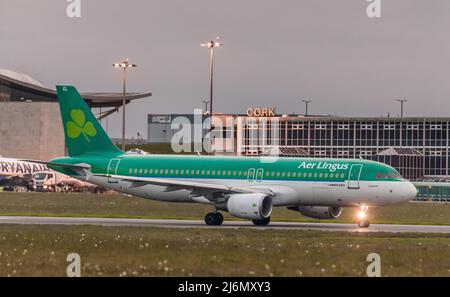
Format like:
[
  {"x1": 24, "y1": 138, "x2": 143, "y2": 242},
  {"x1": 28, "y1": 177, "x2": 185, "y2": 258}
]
[
  {"x1": 218, "y1": 193, "x2": 273, "y2": 220},
  {"x1": 289, "y1": 206, "x2": 342, "y2": 219}
]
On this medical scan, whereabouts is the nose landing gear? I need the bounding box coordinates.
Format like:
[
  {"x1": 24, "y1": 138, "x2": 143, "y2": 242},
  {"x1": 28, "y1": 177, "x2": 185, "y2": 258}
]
[{"x1": 357, "y1": 205, "x2": 370, "y2": 228}]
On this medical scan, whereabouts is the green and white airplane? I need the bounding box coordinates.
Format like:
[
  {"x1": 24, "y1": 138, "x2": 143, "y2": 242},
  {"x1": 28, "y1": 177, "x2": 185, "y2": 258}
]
[{"x1": 37, "y1": 86, "x2": 417, "y2": 228}]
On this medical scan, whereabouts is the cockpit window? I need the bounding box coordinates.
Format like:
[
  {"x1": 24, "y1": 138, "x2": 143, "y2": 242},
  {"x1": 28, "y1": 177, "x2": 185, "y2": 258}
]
[
  {"x1": 387, "y1": 173, "x2": 402, "y2": 179},
  {"x1": 376, "y1": 172, "x2": 403, "y2": 180}
]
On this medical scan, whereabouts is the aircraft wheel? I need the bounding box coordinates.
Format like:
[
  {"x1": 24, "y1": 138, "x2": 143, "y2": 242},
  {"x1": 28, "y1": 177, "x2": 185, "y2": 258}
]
[
  {"x1": 252, "y1": 217, "x2": 271, "y2": 226},
  {"x1": 204, "y1": 212, "x2": 223, "y2": 226},
  {"x1": 216, "y1": 212, "x2": 224, "y2": 225},
  {"x1": 358, "y1": 220, "x2": 370, "y2": 228}
]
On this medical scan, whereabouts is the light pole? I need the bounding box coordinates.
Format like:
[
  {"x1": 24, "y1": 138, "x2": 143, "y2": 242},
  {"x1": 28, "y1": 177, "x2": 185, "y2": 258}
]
[
  {"x1": 302, "y1": 99, "x2": 312, "y2": 117},
  {"x1": 397, "y1": 99, "x2": 407, "y2": 118},
  {"x1": 201, "y1": 37, "x2": 222, "y2": 153},
  {"x1": 113, "y1": 59, "x2": 137, "y2": 151},
  {"x1": 137, "y1": 132, "x2": 142, "y2": 150},
  {"x1": 201, "y1": 100, "x2": 209, "y2": 114}
]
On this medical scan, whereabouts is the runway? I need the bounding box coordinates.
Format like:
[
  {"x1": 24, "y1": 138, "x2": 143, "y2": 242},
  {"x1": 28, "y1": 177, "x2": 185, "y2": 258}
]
[{"x1": 0, "y1": 216, "x2": 449, "y2": 233}]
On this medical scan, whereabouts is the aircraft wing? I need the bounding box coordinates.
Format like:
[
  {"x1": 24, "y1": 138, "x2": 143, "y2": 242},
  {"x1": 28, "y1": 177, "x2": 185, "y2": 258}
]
[
  {"x1": 0, "y1": 174, "x2": 32, "y2": 187},
  {"x1": 0, "y1": 175, "x2": 18, "y2": 186},
  {"x1": 104, "y1": 174, "x2": 275, "y2": 196}
]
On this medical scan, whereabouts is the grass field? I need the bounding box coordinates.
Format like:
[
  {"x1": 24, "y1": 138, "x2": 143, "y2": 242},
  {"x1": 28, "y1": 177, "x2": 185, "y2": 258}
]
[
  {"x1": 125, "y1": 144, "x2": 189, "y2": 154},
  {"x1": 0, "y1": 224, "x2": 448, "y2": 277},
  {"x1": 0, "y1": 192, "x2": 449, "y2": 225},
  {"x1": 0, "y1": 192, "x2": 449, "y2": 277}
]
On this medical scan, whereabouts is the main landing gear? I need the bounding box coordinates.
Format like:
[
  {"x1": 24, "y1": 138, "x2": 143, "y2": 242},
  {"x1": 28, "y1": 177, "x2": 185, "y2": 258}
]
[
  {"x1": 203, "y1": 212, "x2": 272, "y2": 226},
  {"x1": 357, "y1": 205, "x2": 370, "y2": 228},
  {"x1": 204, "y1": 212, "x2": 224, "y2": 226}
]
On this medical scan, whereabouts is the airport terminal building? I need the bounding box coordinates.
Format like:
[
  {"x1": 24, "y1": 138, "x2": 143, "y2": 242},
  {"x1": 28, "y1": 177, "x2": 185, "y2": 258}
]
[
  {"x1": 0, "y1": 69, "x2": 151, "y2": 160},
  {"x1": 148, "y1": 110, "x2": 450, "y2": 201}
]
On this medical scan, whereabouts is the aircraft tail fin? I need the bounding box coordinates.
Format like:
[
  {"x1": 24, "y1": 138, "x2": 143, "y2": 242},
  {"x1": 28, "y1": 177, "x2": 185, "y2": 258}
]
[{"x1": 56, "y1": 86, "x2": 123, "y2": 157}]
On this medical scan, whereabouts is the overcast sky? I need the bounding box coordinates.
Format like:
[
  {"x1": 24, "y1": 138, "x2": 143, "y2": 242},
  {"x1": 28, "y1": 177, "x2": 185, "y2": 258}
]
[{"x1": 1, "y1": 0, "x2": 450, "y2": 138}]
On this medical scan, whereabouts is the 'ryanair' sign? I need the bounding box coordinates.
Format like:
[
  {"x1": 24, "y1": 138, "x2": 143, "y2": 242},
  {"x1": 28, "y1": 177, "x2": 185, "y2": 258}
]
[{"x1": 0, "y1": 161, "x2": 48, "y2": 175}]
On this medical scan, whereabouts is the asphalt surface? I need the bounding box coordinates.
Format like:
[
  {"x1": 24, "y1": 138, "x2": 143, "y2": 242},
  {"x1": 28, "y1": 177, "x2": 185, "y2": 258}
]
[{"x1": 0, "y1": 216, "x2": 449, "y2": 233}]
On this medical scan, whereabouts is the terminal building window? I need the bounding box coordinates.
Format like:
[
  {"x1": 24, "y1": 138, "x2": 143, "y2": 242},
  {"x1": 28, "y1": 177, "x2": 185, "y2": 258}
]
[{"x1": 233, "y1": 116, "x2": 450, "y2": 182}]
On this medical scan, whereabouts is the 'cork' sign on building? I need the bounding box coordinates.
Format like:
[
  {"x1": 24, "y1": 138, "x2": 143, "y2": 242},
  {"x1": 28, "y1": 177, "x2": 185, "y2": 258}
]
[{"x1": 246, "y1": 107, "x2": 276, "y2": 117}]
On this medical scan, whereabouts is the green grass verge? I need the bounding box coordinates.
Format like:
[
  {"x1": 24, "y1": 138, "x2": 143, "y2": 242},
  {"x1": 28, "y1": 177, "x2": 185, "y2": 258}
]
[
  {"x1": 125, "y1": 143, "x2": 191, "y2": 154},
  {"x1": 0, "y1": 224, "x2": 448, "y2": 276}
]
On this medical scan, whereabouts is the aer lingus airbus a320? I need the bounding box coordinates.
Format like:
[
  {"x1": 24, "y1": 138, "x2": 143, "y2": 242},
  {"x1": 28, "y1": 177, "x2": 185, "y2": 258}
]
[{"x1": 30, "y1": 86, "x2": 417, "y2": 228}]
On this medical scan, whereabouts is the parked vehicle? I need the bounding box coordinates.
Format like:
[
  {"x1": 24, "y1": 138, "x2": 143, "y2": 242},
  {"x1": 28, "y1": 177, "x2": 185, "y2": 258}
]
[{"x1": 32, "y1": 170, "x2": 102, "y2": 193}]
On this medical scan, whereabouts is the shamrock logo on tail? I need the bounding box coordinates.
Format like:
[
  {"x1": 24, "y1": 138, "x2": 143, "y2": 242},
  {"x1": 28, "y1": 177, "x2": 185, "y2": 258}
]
[{"x1": 66, "y1": 109, "x2": 97, "y2": 142}]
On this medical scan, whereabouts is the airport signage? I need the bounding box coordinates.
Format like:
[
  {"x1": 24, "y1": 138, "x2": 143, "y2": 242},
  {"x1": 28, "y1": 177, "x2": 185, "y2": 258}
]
[
  {"x1": 246, "y1": 107, "x2": 276, "y2": 117},
  {"x1": 0, "y1": 161, "x2": 48, "y2": 174}
]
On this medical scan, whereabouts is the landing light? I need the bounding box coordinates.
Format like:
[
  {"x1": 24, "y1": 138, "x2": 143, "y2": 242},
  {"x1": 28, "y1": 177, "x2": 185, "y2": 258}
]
[{"x1": 357, "y1": 211, "x2": 367, "y2": 220}]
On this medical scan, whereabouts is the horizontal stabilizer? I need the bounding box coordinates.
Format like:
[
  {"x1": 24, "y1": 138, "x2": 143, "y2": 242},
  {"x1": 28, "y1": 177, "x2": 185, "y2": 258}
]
[{"x1": 20, "y1": 160, "x2": 91, "y2": 170}]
